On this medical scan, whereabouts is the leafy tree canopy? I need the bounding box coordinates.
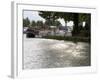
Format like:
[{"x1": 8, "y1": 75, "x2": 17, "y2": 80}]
[
  {"x1": 23, "y1": 17, "x2": 30, "y2": 27},
  {"x1": 31, "y1": 20, "x2": 36, "y2": 27}
]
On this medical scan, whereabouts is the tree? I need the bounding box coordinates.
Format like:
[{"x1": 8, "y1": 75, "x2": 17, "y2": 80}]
[
  {"x1": 39, "y1": 11, "x2": 91, "y2": 37},
  {"x1": 72, "y1": 13, "x2": 79, "y2": 36},
  {"x1": 23, "y1": 17, "x2": 30, "y2": 27},
  {"x1": 79, "y1": 13, "x2": 91, "y2": 37},
  {"x1": 44, "y1": 20, "x2": 51, "y2": 26},
  {"x1": 57, "y1": 12, "x2": 74, "y2": 26},
  {"x1": 79, "y1": 13, "x2": 91, "y2": 23},
  {"x1": 39, "y1": 11, "x2": 59, "y2": 26},
  {"x1": 54, "y1": 20, "x2": 62, "y2": 26},
  {"x1": 79, "y1": 13, "x2": 91, "y2": 31},
  {"x1": 72, "y1": 13, "x2": 91, "y2": 37},
  {"x1": 31, "y1": 20, "x2": 36, "y2": 27},
  {"x1": 39, "y1": 11, "x2": 74, "y2": 28},
  {"x1": 36, "y1": 21, "x2": 44, "y2": 29},
  {"x1": 39, "y1": 11, "x2": 59, "y2": 21}
]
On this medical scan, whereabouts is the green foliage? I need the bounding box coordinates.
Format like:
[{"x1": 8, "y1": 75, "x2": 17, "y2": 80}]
[
  {"x1": 31, "y1": 20, "x2": 36, "y2": 27},
  {"x1": 79, "y1": 13, "x2": 91, "y2": 23},
  {"x1": 43, "y1": 35, "x2": 90, "y2": 43},
  {"x1": 72, "y1": 13, "x2": 91, "y2": 37},
  {"x1": 36, "y1": 21, "x2": 43, "y2": 27},
  {"x1": 45, "y1": 20, "x2": 51, "y2": 26},
  {"x1": 39, "y1": 11, "x2": 60, "y2": 26},
  {"x1": 39, "y1": 11, "x2": 74, "y2": 26},
  {"x1": 39, "y1": 11, "x2": 59, "y2": 21},
  {"x1": 58, "y1": 12, "x2": 74, "y2": 21},
  {"x1": 23, "y1": 17, "x2": 30, "y2": 27},
  {"x1": 54, "y1": 20, "x2": 62, "y2": 27}
]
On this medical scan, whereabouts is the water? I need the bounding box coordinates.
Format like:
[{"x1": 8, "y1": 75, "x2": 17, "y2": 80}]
[{"x1": 23, "y1": 34, "x2": 90, "y2": 69}]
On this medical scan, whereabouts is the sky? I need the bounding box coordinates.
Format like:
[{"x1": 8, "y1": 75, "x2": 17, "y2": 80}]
[
  {"x1": 23, "y1": 10, "x2": 45, "y2": 23},
  {"x1": 23, "y1": 10, "x2": 67, "y2": 26}
]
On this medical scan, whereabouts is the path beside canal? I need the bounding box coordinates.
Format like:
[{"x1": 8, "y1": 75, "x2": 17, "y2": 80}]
[{"x1": 23, "y1": 35, "x2": 90, "y2": 69}]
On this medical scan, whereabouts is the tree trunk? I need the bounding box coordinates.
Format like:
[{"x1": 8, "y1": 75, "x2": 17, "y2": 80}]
[
  {"x1": 64, "y1": 21, "x2": 68, "y2": 37},
  {"x1": 72, "y1": 13, "x2": 79, "y2": 36}
]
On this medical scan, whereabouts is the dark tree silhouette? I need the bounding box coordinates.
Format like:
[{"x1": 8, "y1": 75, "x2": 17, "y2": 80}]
[
  {"x1": 72, "y1": 13, "x2": 79, "y2": 36},
  {"x1": 36, "y1": 21, "x2": 44, "y2": 29},
  {"x1": 31, "y1": 20, "x2": 36, "y2": 27},
  {"x1": 23, "y1": 17, "x2": 30, "y2": 27}
]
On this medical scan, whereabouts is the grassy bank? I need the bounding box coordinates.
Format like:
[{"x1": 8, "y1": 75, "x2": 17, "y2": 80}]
[{"x1": 43, "y1": 35, "x2": 90, "y2": 43}]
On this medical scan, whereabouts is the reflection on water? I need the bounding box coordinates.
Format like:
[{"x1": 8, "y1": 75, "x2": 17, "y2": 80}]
[{"x1": 23, "y1": 35, "x2": 90, "y2": 69}]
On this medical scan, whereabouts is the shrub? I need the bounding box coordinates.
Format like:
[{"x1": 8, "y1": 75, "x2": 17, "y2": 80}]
[{"x1": 43, "y1": 35, "x2": 90, "y2": 43}]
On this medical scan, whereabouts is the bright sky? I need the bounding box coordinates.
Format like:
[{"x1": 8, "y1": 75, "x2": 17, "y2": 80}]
[
  {"x1": 23, "y1": 10, "x2": 74, "y2": 26},
  {"x1": 23, "y1": 10, "x2": 45, "y2": 23}
]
